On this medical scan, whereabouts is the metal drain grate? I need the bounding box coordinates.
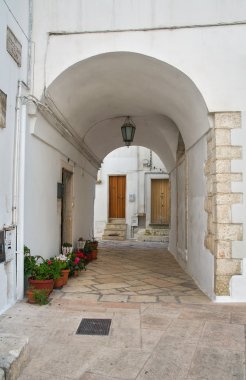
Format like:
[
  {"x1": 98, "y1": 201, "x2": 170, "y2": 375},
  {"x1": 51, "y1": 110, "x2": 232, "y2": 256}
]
[{"x1": 76, "y1": 318, "x2": 112, "y2": 336}]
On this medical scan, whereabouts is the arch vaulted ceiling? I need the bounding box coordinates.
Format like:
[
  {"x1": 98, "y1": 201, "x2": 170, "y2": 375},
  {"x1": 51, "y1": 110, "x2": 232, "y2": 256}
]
[{"x1": 45, "y1": 52, "x2": 209, "y2": 171}]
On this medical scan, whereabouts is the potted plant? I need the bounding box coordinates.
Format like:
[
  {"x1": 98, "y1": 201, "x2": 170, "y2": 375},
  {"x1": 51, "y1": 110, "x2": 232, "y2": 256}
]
[
  {"x1": 26, "y1": 287, "x2": 49, "y2": 305},
  {"x1": 67, "y1": 252, "x2": 86, "y2": 277},
  {"x1": 24, "y1": 248, "x2": 55, "y2": 294},
  {"x1": 77, "y1": 237, "x2": 85, "y2": 250},
  {"x1": 54, "y1": 254, "x2": 70, "y2": 285},
  {"x1": 50, "y1": 258, "x2": 64, "y2": 289},
  {"x1": 84, "y1": 240, "x2": 94, "y2": 261}
]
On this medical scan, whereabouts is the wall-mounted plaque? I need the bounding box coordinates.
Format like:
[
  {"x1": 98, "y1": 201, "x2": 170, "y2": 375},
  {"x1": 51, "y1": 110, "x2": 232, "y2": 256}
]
[
  {"x1": 0, "y1": 89, "x2": 7, "y2": 129},
  {"x1": 6, "y1": 26, "x2": 22, "y2": 67}
]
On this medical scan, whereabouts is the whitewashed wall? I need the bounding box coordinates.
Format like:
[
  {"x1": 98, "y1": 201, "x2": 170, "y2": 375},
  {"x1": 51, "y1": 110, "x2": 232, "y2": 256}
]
[
  {"x1": 24, "y1": 114, "x2": 97, "y2": 259},
  {"x1": 0, "y1": 0, "x2": 29, "y2": 313},
  {"x1": 169, "y1": 136, "x2": 214, "y2": 298}
]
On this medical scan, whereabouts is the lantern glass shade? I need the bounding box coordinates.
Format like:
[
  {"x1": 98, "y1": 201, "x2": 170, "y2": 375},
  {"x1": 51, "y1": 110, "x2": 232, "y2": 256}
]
[{"x1": 121, "y1": 117, "x2": 136, "y2": 146}]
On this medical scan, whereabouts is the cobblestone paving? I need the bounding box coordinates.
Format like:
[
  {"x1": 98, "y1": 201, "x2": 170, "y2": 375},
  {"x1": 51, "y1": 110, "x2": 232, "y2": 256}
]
[{"x1": 1, "y1": 241, "x2": 246, "y2": 379}]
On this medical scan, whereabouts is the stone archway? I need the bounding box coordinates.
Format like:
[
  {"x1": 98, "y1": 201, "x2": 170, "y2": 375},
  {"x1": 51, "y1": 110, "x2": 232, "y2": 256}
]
[{"x1": 25, "y1": 52, "x2": 244, "y2": 301}]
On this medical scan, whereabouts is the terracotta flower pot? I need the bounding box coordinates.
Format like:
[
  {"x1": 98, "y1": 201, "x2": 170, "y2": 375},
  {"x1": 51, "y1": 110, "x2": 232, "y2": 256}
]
[
  {"x1": 73, "y1": 270, "x2": 79, "y2": 277},
  {"x1": 61, "y1": 269, "x2": 70, "y2": 285},
  {"x1": 28, "y1": 278, "x2": 54, "y2": 295},
  {"x1": 54, "y1": 276, "x2": 64, "y2": 288},
  {"x1": 91, "y1": 250, "x2": 97, "y2": 260},
  {"x1": 26, "y1": 289, "x2": 35, "y2": 304}
]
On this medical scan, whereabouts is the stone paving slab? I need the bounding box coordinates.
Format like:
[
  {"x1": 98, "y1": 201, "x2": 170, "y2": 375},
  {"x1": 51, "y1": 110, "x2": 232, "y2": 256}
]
[{"x1": 1, "y1": 241, "x2": 246, "y2": 379}]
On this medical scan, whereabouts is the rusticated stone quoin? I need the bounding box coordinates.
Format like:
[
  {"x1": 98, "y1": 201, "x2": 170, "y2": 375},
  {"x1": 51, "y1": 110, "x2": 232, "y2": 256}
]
[
  {"x1": 215, "y1": 258, "x2": 242, "y2": 276},
  {"x1": 215, "y1": 275, "x2": 231, "y2": 296},
  {"x1": 214, "y1": 240, "x2": 232, "y2": 259},
  {"x1": 214, "y1": 112, "x2": 241, "y2": 129},
  {"x1": 204, "y1": 112, "x2": 243, "y2": 296}
]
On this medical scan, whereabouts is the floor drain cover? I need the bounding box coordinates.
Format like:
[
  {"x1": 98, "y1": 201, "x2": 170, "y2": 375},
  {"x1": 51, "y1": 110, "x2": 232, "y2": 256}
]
[{"x1": 76, "y1": 318, "x2": 112, "y2": 336}]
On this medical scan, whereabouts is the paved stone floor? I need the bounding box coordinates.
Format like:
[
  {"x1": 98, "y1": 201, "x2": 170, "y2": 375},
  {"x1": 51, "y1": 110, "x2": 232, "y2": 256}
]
[{"x1": 1, "y1": 241, "x2": 246, "y2": 379}]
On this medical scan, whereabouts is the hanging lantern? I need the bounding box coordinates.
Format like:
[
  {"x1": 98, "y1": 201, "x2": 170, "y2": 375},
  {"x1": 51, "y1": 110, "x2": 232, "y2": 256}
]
[{"x1": 121, "y1": 116, "x2": 136, "y2": 147}]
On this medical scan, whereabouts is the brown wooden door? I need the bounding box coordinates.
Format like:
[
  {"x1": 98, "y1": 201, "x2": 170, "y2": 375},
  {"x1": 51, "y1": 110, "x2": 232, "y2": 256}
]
[
  {"x1": 61, "y1": 169, "x2": 73, "y2": 245},
  {"x1": 151, "y1": 179, "x2": 170, "y2": 224},
  {"x1": 109, "y1": 176, "x2": 126, "y2": 218}
]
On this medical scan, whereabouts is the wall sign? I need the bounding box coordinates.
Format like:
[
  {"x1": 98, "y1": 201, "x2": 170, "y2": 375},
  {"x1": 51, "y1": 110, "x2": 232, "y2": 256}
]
[
  {"x1": 0, "y1": 90, "x2": 7, "y2": 129},
  {"x1": 6, "y1": 27, "x2": 22, "y2": 67}
]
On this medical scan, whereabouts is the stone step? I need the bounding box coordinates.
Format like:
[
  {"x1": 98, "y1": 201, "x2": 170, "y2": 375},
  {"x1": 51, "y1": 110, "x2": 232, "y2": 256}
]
[
  {"x1": 102, "y1": 235, "x2": 125, "y2": 241},
  {"x1": 105, "y1": 224, "x2": 127, "y2": 231},
  {"x1": 108, "y1": 218, "x2": 126, "y2": 224},
  {"x1": 138, "y1": 229, "x2": 169, "y2": 237},
  {"x1": 0, "y1": 334, "x2": 29, "y2": 380},
  {"x1": 103, "y1": 229, "x2": 126, "y2": 237},
  {"x1": 137, "y1": 235, "x2": 169, "y2": 243}
]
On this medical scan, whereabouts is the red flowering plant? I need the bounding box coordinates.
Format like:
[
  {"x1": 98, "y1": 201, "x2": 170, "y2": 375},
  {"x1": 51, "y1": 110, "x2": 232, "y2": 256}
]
[
  {"x1": 30, "y1": 258, "x2": 55, "y2": 280},
  {"x1": 67, "y1": 251, "x2": 86, "y2": 276}
]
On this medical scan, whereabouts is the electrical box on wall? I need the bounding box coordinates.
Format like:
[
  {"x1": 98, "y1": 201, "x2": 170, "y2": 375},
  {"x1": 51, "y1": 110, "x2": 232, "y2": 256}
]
[
  {"x1": 131, "y1": 216, "x2": 138, "y2": 226},
  {"x1": 5, "y1": 229, "x2": 16, "y2": 262},
  {"x1": 0, "y1": 230, "x2": 5, "y2": 263},
  {"x1": 129, "y1": 193, "x2": 135, "y2": 202},
  {"x1": 57, "y1": 182, "x2": 64, "y2": 199}
]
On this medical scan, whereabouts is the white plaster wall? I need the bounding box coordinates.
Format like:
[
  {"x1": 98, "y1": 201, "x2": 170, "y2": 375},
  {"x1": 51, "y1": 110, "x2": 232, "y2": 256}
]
[
  {"x1": 94, "y1": 146, "x2": 167, "y2": 238},
  {"x1": 169, "y1": 171, "x2": 177, "y2": 255},
  {"x1": 24, "y1": 114, "x2": 97, "y2": 258},
  {"x1": 186, "y1": 137, "x2": 214, "y2": 298},
  {"x1": 169, "y1": 136, "x2": 214, "y2": 298},
  {"x1": 0, "y1": 0, "x2": 29, "y2": 313},
  {"x1": 32, "y1": 0, "x2": 246, "y2": 113}
]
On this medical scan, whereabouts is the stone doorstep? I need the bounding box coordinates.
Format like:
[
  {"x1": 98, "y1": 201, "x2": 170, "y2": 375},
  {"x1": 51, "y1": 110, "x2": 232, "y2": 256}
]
[
  {"x1": 102, "y1": 236, "x2": 125, "y2": 241},
  {"x1": 137, "y1": 236, "x2": 169, "y2": 243},
  {"x1": 0, "y1": 334, "x2": 29, "y2": 380},
  {"x1": 105, "y1": 224, "x2": 127, "y2": 230},
  {"x1": 103, "y1": 230, "x2": 126, "y2": 237}
]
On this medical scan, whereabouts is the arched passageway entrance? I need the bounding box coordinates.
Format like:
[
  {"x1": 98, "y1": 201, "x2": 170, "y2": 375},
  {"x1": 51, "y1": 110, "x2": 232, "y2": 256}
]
[
  {"x1": 94, "y1": 146, "x2": 170, "y2": 242},
  {"x1": 24, "y1": 52, "x2": 243, "y2": 302}
]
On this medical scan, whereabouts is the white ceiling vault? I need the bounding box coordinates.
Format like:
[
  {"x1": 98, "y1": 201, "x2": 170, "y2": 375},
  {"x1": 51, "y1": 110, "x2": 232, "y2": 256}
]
[{"x1": 45, "y1": 52, "x2": 209, "y2": 172}]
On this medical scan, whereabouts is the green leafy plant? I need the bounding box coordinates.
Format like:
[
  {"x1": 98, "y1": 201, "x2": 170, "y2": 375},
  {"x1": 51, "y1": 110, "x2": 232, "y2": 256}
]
[
  {"x1": 48, "y1": 258, "x2": 63, "y2": 279},
  {"x1": 62, "y1": 242, "x2": 72, "y2": 247},
  {"x1": 31, "y1": 259, "x2": 55, "y2": 280},
  {"x1": 33, "y1": 289, "x2": 49, "y2": 305},
  {"x1": 24, "y1": 245, "x2": 43, "y2": 278}
]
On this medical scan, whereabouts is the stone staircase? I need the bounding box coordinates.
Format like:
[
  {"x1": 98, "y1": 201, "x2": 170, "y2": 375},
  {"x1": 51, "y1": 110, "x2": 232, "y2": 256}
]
[
  {"x1": 136, "y1": 227, "x2": 169, "y2": 243},
  {"x1": 102, "y1": 219, "x2": 127, "y2": 241}
]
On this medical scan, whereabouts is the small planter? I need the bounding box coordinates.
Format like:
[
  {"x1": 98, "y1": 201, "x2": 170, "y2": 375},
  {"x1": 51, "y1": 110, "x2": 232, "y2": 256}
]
[
  {"x1": 28, "y1": 278, "x2": 54, "y2": 295},
  {"x1": 73, "y1": 270, "x2": 79, "y2": 277},
  {"x1": 62, "y1": 246, "x2": 73, "y2": 255},
  {"x1": 26, "y1": 288, "x2": 49, "y2": 305},
  {"x1": 54, "y1": 276, "x2": 64, "y2": 289},
  {"x1": 77, "y1": 241, "x2": 85, "y2": 250},
  {"x1": 91, "y1": 250, "x2": 97, "y2": 260},
  {"x1": 61, "y1": 269, "x2": 70, "y2": 285},
  {"x1": 26, "y1": 289, "x2": 35, "y2": 304}
]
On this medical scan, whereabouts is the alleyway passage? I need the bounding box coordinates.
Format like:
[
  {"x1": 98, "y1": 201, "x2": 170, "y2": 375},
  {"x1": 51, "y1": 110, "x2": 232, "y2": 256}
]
[{"x1": 0, "y1": 242, "x2": 246, "y2": 379}]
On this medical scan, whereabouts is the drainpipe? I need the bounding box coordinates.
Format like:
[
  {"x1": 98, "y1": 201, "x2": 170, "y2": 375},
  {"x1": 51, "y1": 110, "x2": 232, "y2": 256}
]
[
  {"x1": 12, "y1": 81, "x2": 22, "y2": 226},
  {"x1": 13, "y1": 81, "x2": 26, "y2": 300}
]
